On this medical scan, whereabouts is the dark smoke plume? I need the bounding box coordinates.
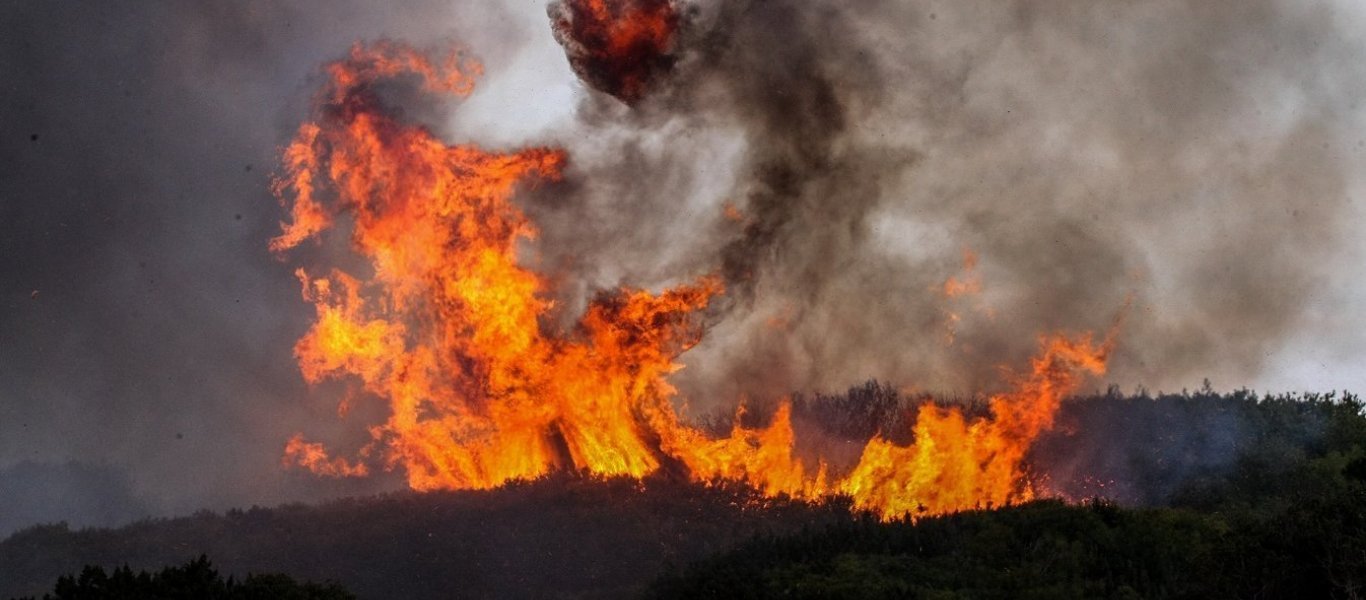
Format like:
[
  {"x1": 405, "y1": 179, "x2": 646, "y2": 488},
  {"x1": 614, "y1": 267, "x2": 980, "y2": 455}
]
[
  {"x1": 540, "y1": 0, "x2": 1366, "y2": 406},
  {"x1": 548, "y1": 0, "x2": 682, "y2": 104},
  {"x1": 3, "y1": 0, "x2": 1363, "y2": 538}
]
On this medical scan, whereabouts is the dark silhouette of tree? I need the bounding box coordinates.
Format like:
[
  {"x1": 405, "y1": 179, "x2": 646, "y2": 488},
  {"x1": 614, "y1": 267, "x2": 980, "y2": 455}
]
[
  {"x1": 2, "y1": 388, "x2": 1363, "y2": 599},
  {"x1": 652, "y1": 389, "x2": 1366, "y2": 599},
  {"x1": 9, "y1": 555, "x2": 353, "y2": 600}
]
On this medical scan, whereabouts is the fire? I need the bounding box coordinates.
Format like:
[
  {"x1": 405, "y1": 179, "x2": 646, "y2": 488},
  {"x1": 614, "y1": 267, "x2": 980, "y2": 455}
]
[
  {"x1": 839, "y1": 334, "x2": 1110, "y2": 517},
  {"x1": 283, "y1": 434, "x2": 369, "y2": 478},
  {"x1": 940, "y1": 248, "x2": 994, "y2": 346},
  {"x1": 942, "y1": 249, "x2": 982, "y2": 298},
  {"x1": 549, "y1": 0, "x2": 680, "y2": 103},
  {"x1": 272, "y1": 42, "x2": 1112, "y2": 520},
  {"x1": 272, "y1": 41, "x2": 719, "y2": 491}
]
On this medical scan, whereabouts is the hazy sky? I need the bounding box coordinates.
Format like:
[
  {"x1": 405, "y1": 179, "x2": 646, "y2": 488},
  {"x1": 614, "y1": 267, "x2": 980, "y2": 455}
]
[{"x1": 2, "y1": 0, "x2": 1364, "y2": 530}]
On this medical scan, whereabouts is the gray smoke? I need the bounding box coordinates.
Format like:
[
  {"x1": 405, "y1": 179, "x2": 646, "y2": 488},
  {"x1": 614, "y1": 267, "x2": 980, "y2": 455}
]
[
  {"x1": 2, "y1": 0, "x2": 1365, "y2": 537},
  {"x1": 0, "y1": 0, "x2": 545, "y2": 532},
  {"x1": 530, "y1": 0, "x2": 1366, "y2": 408}
]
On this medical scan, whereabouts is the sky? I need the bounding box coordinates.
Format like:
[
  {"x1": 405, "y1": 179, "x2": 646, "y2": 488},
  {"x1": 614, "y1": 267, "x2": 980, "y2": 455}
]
[{"x1": 1, "y1": 0, "x2": 1364, "y2": 533}]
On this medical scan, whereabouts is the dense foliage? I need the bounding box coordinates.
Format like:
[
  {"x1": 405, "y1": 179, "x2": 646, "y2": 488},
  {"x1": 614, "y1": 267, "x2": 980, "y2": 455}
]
[
  {"x1": 649, "y1": 490, "x2": 1366, "y2": 599},
  {"x1": 0, "y1": 476, "x2": 848, "y2": 600},
  {"x1": 3, "y1": 389, "x2": 1363, "y2": 598},
  {"x1": 11, "y1": 556, "x2": 353, "y2": 600},
  {"x1": 653, "y1": 389, "x2": 1366, "y2": 599}
]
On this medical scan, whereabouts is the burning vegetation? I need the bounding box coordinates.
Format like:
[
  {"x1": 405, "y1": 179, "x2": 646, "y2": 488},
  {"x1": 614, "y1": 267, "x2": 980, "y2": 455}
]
[
  {"x1": 548, "y1": 0, "x2": 681, "y2": 103},
  {"x1": 271, "y1": 40, "x2": 1115, "y2": 520},
  {"x1": 6, "y1": 1, "x2": 1366, "y2": 598}
]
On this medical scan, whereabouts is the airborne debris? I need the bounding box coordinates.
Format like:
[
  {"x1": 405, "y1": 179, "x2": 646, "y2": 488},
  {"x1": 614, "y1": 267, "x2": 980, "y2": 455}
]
[{"x1": 549, "y1": 0, "x2": 680, "y2": 104}]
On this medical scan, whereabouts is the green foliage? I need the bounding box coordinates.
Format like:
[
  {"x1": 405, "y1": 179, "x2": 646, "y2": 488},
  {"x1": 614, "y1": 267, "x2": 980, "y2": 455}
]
[
  {"x1": 10, "y1": 555, "x2": 353, "y2": 600},
  {"x1": 650, "y1": 490, "x2": 1366, "y2": 599},
  {"x1": 4, "y1": 389, "x2": 1365, "y2": 599},
  {"x1": 0, "y1": 475, "x2": 849, "y2": 600},
  {"x1": 649, "y1": 501, "x2": 1216, "y2": 599},
  {"x1": 652, "y1": 389, "x2": 1366, "y2": 599}
]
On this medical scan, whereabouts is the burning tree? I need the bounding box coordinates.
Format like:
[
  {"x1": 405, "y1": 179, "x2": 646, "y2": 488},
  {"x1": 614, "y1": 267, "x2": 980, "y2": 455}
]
[{"x1": 270, "y1": 41, "x2": 1113, "y2": 520}]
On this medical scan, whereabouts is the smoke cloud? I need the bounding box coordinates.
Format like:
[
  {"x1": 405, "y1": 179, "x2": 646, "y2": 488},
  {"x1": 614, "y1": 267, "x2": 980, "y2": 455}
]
[
  {"x1": 0, "y1": 0, "x2": 545, "y2": 530},
  {"x1": 2, "y1": 0, "x2": 1365, "y2": 533},
  {"x1": 531, "y1": 0, "x2": 1366, "y2": 407}
]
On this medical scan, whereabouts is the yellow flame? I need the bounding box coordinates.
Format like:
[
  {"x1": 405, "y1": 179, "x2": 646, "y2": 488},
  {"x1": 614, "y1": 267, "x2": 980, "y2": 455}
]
[{"x1": 273, "y1": 42, "x2": 1112, "y2": 520}]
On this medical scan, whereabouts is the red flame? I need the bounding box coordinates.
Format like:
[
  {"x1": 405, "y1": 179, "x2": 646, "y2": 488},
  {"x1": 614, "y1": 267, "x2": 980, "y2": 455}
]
[
  {"x1": 272, "y1": 42, "x2": 1113, "y2": 520},
  {"x1": 549, "y1": 0, "x2": 680, "y2": 103}
]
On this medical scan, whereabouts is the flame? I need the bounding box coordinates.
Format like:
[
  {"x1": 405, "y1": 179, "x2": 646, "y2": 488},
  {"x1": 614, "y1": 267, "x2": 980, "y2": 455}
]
[
  {"x1": 273, "y1": 42, "x2": 1113, "y2": 521},
  {"x1": 657, "y1": 402, "x2": 829, "y2": 498},
  {"x1": 283, "y1": 434, "x2": 370, "y2": 478},
  {"x1": 839, "y1": 333, "x2": 1110, "y2": 518},
  {"x1": 549, "y1": 0, "x2": 680, "y2": 103},
  {"x1": 942, "y1": 249, "x2": 982, "y2": 298},
  {"x1": 940, "y1": 248, "x2": 992, "y2": 345},
  {"x1": 722, "y1": 201, "x2": 745, "y2": 223},
  {"x1": 272, "y1": 41, "x2": 719, "y2": 491}
]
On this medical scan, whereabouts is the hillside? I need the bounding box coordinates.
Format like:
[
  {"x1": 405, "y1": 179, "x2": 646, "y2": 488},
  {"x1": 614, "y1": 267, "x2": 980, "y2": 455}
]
[
  {"x1": 649, "y1": 494, "x2": 1366, "y2": 599},
  {"x1": 6, "y1": 388, "x2": 1364, "y2": 599},
  {"x1": 0, "y1": 476, "x2": 849, "y2": 600},
  {"x1": 651, "y1": 389, "x2": 1366, "y2": 598}
]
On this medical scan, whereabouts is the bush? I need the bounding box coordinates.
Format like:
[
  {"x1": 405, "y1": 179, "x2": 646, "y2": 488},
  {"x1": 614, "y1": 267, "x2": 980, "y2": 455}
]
[{"x1": 11, "y1": 555, "x2": 354, "y2": 600}]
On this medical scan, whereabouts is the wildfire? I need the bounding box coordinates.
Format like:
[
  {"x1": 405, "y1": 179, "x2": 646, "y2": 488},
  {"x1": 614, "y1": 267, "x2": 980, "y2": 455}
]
[
  {"x1": 272, "y1": 42, "x2": 1112, "y2": 520},
  {"x1": 549, "y1": 0, "x2": 680, "y2": 103},
  {"x1": 940, "y1": 248, "x2": 991, "y2": 345},
  {"x1": 839, "y1": 334, "x2": 1109, "y2": 516},
  {"x1": 942, "y1": 249, "x2": 982, "y2": 298}
]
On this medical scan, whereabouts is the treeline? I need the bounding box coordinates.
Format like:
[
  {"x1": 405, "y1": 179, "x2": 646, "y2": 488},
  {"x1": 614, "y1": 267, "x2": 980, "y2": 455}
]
[
  {"x1": 653, "y1": 388, "x2": 1366, "y2": 598},
  {"x1": 4, "y1": 388, "x2": 1363, "y2": 598},
  {"x1": 12, "y1": 556, "x2": 352, "y2": 600},
  {"x1": 1032, "y1": 387, "x2": 1366, "y2": 507},
  {"x1": 736, "y1": 380, "x2": 1365, "y2": 507},
  {"x1": 0, "y1": 476, "x2": 849, "y2": 600},
  {"x1": 0, "y1": 462, "x2": 151, "y2": 539},
  {"x1": 649, "y1": 491, "x2": 1366, "y2": 599}
]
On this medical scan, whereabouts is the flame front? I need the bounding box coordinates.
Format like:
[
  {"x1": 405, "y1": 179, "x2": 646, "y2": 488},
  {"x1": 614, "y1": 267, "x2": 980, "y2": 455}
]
[
  {"x1": 274, "y1": 43, "x2": 1112, "y2": 520},
  {"x1": 839, "y1": 334, "x2": 1109, "y2": 516}
]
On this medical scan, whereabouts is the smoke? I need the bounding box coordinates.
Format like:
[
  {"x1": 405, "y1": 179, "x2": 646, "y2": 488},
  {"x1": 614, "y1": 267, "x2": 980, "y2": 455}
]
[
  {"x1": 2, "y1": 0, "x2": 1365, "y2": 534},
  {"x1": 0, "y1": 462, "x2": 152, "y2": 538},
  {"x1": 1030, "y1": 389, "x2": 1254, "y2": 506},
  {"x1": 548, "y1": 0, "x2": 681, "y2": 104},
  {"x1": 534, "y1": 0, "x2": 1366, "y2": 407},
  {"x1": 0, "y1": 0, "x2": 540, "y2": 529}
]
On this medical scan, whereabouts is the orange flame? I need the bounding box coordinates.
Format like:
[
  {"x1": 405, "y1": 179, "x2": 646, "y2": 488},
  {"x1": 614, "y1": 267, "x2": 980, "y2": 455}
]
[
  {"x1": 839, "y1": 333, "x2": 1110, "y2": 518},
  {"x1": 550, "y1": 0, "x2": 680, "y2": 103},
  {"x1": 942, "y1": 249, "x2": 982, "y2": 298},
  {"x1": 283, "y1": 434, "x2": 370, "y2": 478},
  {"x1": 940, "y1": 248, "x2": 994, "y2": 345},
  {"x1": 272, "y1": 42, "x2": 720, "y2": 491},
  {"x1": 273, "y1": 43, "x2": 1113, "y2": 520}
]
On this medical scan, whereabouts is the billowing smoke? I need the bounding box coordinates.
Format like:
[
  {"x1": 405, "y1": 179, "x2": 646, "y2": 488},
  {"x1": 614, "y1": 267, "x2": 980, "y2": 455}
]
[
  {"x1": 3, "y1": 0, "x2": 1365, "y2": 535},
  {"x1": 537, "y1": 0, "x2": 1366, "y2": 408},
  {"x1": 0, "y1": 0, "x2": 544, "y2": 530},
  {"x1": 548, "y1": 0, "x2": 681, "y2": 104}
]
